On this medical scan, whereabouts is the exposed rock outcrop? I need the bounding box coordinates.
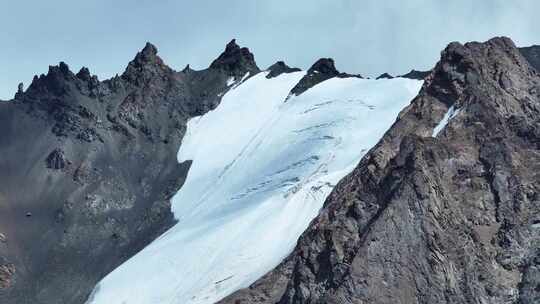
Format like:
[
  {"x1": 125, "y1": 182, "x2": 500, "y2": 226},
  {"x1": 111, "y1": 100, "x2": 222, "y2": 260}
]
[
  {"x1": 266, "y1": 61, "x2": 301, "y2": 79},
  {"x1": 0, "y1": 40, "x2": 256, "y2": 304},
  {"x1": 520, "y1": 45, "x2": 540, "y2": 72},
  {"x1": 221, "y1": 37, "x2": 540, "y2": 304},
  {"x1": 376, "y1": 72, "x2": 394, "y2": 79},
  {"x1": 399, "y1": 68, "x2": 431, "y2": 80},
  {"x1": 288, "y1": 58, "x2": 362, "y2": 97},
  {"x1": 209, "y1": 39, "x2": 260, "y2": 79},
  {"x1": 45, "y1": 148, "x2": 68, "y2": 169}
]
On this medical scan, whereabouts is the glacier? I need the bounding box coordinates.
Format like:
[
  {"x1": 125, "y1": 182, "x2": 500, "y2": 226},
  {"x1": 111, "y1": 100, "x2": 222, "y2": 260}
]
[{"x1": 86, "y1": 71, "x2": 422, "y2": 304}]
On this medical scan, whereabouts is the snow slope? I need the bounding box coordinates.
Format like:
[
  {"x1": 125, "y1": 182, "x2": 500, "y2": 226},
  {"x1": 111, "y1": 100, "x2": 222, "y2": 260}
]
[{"x1": 86, "y1": 72, "x2": 422, "y2": 304}]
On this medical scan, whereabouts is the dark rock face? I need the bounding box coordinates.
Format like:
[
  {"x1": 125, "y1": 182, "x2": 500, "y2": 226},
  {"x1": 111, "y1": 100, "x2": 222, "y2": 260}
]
[
  {"x1": 209, "y1": 39, "x2": 260, "y2": 79},
  {"x1": 0, "y1": 40, "x2": 249, "y2": 304},
  {"x1": 221, "y1": 37, "x2": 540, "y2": 304},
  {"x1": 45, "y1": 148, "x2": 68, "y2": 169},
  {"x1": 266, "y1": 61, "x2": 301, "y2": 79},
  {"x1": 14, "y1": 83, "x2": 24, "y2": 99},
  {"x1": 376, "y1": 72, "x2": 394, "y2": 79},
  {"x1": 399, "y1": 69, "x2": 431, "y2": 80},
  {"x1": 520, "y1": 45, "x2": 540, "y2": 72},
  {"x1": 0, "y1": 264, "x2": 15, "y2": 289},
  {"x1": 289, "y1": 58, "x2": 362, "y2": 97}
]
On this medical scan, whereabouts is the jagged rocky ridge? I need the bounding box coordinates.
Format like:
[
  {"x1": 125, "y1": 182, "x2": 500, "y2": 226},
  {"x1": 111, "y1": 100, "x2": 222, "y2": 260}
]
[
  {"x1": 0, "y1": 39, "x2": 260, "y2": 304},
  {"x1": 221, "y1": 37, "x2": 540, "y2": 304},
  {"x1": 0, "y1": 37, "x2": 375, "y2": 304},
  {"x1": 375, "y1": 70, "x2": 431, "y2": 81},
  {"x1": 1, "y1": 36, "x2": 539, "y2": 304}
]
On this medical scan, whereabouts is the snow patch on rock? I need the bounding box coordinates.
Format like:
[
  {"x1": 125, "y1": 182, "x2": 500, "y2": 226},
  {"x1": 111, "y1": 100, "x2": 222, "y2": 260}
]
[{"x1": 432, "y1": 105, "x2": 461, "y2": 137}]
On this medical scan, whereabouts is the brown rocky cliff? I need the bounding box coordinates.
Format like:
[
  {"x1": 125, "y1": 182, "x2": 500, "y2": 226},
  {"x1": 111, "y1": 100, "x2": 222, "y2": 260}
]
[{"x1": 220, "y1": 37, "x2": 540, "y2": 304}]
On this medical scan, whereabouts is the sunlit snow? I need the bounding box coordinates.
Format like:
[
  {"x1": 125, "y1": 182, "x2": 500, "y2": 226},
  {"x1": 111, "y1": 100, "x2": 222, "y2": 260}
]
[
  {"x1": 227, "y1": 72, "x2": 250, "y2": 89},
  {"x1": 432, "y1": 105, "x2": 460, "y2": 137},
  {"x1": 86, "y1": 71, "x2": 422, "y2": 304}
]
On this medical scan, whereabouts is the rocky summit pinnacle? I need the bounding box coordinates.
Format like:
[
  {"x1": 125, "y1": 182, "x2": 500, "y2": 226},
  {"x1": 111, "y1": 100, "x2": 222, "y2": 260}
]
[
  {"x1": 128, "y1": 42, "x2": 159, "y2": 66},
  {"x1": 209, "y1": 39, "x2": 260, "y2": 78},
  {"x1": 308, "y1": 58, "x2": 339, "y2": 75},
  {"x1": 266, "y1": 61, "x2": 301, "y2": 79},
  {"x1": 76, "y1": 67, "x2": 92, "y2": 81},
  {"x1": 121, "y1": 42, "x2": 171, "y2": 84},
  {"x1": 288, "y1": 57, "x2": 361, "y2": 97}
]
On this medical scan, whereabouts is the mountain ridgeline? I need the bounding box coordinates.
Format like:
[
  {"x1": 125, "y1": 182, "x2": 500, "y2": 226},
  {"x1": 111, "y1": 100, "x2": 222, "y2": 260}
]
[
  {"x1": 0, "y1": 39, "x2": 258, "y2": 304},
  {"x1": 0, "y1": 37, "x2": 539, "y2": 304},
  {"x1": 221, "y1": 38, "x2": 540, "y2": 304}
]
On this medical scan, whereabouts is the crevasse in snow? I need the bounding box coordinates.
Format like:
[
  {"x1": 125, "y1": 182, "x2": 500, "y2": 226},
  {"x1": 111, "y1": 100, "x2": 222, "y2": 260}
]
[{"x1": 86, "y1": 71, "x2": 422, "y2": 304}]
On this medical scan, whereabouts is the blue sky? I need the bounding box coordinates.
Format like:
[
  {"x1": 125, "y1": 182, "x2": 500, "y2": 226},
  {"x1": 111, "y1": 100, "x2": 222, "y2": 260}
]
[{"x1": 1, "y1": 0, "x2": 538, "y2": 99}]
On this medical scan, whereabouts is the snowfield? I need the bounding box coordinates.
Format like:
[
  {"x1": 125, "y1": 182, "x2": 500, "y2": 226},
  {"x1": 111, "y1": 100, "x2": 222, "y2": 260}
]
[{"x1": 86, "y1": 71, "x2": 422, "y2": 304}]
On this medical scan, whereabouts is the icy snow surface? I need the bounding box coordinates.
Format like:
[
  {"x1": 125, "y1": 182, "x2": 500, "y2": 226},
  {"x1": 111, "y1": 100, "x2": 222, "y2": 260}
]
[
  {"x1": 86, "y1": 71, "x2": 422, "y2": 304},
  {"x1": 226, "y1": 72, "x2": 250, "y2": 89},
  {"x1": 432, "y1": 105, "x2": 461, "y2": 137}
]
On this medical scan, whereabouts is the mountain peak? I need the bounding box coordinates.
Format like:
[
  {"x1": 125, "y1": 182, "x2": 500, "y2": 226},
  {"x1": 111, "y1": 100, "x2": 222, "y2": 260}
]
[
  {"x1": 130, "y1": 42, "x2": 160, "y2": 65},
  {"x1": 48, "y1": 61, "x2": 73, "y2": 77},
  {"x1": 288, "y1": 58, "x2": 361, "y2": 97},
  {"x1": 122, "y1": 42, "x2": 171, "y2": 84},
  {"x1": 142, "y1": 42, "x2": 158, "y2": 57},
  {"x1": 225, "y1": 39, "x2": 240, "y2": 51},
  {"x1": 14, "y1": 82, "x2": 24, "y2": 99},
  {"x1": 209, "y1": 39, "x2": 260, "y2": 77},
  {"x1": 308, "y1": 58, "x2": 338, "y2": 75},
  {"x1": 181, "y1": 64, "x2": 193, "y2": 73},
  {"x1": 266, "y1": 61, "x2": 301, "y2": 78},
  {"x1": 376, "y1": 72, "x2": 394, "y2": 79},
  {"x1": 76, "y1": 67, "x2": 92, "y2": 81},
  {"x1": 23, "y1": 62, "x2": 75, "y2": 96}
]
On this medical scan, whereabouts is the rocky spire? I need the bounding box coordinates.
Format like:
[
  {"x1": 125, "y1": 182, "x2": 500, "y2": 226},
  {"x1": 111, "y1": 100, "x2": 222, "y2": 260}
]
[
  {"x1": 209, "y1": 39, "x2": 260, "y2": 78},
  {"x1": 76, "y1": 67, "x2": 92, "y2": 81},
  {"x1": 266, "y1": 61, "x2": 301, "y2": 79},
  {"x1": 307, "y1": 58, "x2": 339, "y2": 75},
  {"x1": 14, "y1": 82, "x2": 24, "y2": 99},
  {"x1": 181, "y1": 64, "x2": 193, "y2": 73},
  {"x1": 122, "y1": 42, "x2": 172, "y2": 84},
  {"x1": 288, "y1": 58, "x2": 361, "y2": 97},
  {"x1": 25, "y1": 62, "x2": 75, "y2": 96}
]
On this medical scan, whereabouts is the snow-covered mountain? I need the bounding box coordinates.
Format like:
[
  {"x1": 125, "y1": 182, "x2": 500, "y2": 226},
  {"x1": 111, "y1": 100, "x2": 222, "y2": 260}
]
[
  {"x1": 85, "y1": 70, "x2": 422, "y2": 303},
  {"x1": 4, "y1": 37, "x2": 539, "y2": 304}
]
